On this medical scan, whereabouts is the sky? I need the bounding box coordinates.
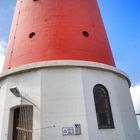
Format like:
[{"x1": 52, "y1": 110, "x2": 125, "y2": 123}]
[{"x1": 0, "y1": 0, "x2": 140, "y2": 128}]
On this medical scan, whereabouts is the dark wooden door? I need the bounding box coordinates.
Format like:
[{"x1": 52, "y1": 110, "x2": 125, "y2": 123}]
[{"x1": 12, "y1": 106, "x2": 33, "y2": 140}]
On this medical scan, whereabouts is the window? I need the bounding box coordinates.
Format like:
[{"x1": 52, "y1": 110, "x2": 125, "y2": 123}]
[
  {"x1": 82, "y1": 31, "x2": 89, "y2": 37},
  {"x1": 12, "y1": 105, "x2": 33, "y2": 140},
  {"x1": 29, "y1": 32, "x2": 35, "y2": 38},
  {"x1": 93, "y1": 84, "x2": 114, "y2": 129}
]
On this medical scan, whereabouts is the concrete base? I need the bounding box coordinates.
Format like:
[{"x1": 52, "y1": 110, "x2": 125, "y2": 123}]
[{"x1": 0, "y1": 60, "x2": 139, "y2": 140}]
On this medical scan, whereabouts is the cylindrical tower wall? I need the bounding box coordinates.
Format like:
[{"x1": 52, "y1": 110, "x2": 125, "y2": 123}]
[
  {"x1": 4, "y1": 0, "x2": 115, "y2": 70},
  {"x1": 0, "y1": 62, "x2": 139, "y2": 140}
]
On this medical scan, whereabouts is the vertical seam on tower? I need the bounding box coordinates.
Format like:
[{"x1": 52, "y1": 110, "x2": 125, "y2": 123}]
[{"x1": 8, "y1": 0, "x2": 23, "y2": 69}]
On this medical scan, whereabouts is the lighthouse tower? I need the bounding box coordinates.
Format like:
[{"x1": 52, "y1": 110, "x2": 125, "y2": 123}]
[{"x1": 0, "y1": 0, "x2": 139, "y2": 140}]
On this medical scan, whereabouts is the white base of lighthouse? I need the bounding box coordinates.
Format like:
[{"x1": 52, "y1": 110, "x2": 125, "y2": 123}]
[{"x1": 0, "y1": 60, "x2": 139, "y2": 140}]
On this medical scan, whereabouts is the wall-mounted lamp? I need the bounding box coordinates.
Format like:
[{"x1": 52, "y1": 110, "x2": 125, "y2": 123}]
[
  {"x1": 10, "y1": 87, "x2": 20, "y2": 97},
  {"x1": 10, "y1": 87, "x2": 38, "y2": 108},
  {"x1": 10, "y1": 87, "x2": 55, "y2": 133}
]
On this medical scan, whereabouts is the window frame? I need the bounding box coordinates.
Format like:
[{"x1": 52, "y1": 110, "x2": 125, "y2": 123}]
[{"x1": 93, "y1": 84, "x2": 115, "y2": 129}]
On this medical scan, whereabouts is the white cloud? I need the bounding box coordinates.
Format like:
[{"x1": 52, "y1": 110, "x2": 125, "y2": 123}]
[
  {"x1": 0, "y1": 54, "x2": 5, "y2": 72},
  {"x1": 0, "y1": 40, "x2": 7, "y2": 54},
  {"x1": 130, "y1": 84, "x2": 140, "y2": 129},
  {"x1": 0, "y1": 40, "x2": 6, "y2": 72},
  {"x1": 130, "y1": 84, "x2": 140, "y2": 113}
]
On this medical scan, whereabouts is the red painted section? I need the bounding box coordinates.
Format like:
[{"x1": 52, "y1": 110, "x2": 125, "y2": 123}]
[{"x1": 3, "y1": 0, "x2": 115, "y2": 70}]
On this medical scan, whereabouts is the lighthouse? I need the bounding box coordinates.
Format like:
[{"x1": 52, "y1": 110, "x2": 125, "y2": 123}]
[{"x1": 0, "y1": 0, "x2": 140, "y2": 140}]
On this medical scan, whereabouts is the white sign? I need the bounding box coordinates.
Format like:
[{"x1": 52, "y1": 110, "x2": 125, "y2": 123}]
[{"x1": 62, "y1": 127, "x2": 74, "y2": 136}]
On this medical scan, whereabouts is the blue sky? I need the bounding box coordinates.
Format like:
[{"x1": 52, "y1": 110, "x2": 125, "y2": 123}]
[
  {"x1": 98, "y1": 0, "x2": 140, "y2": 86},
  {"x1": 0, "y1": 0, "x2": 140, "y2": 127}
]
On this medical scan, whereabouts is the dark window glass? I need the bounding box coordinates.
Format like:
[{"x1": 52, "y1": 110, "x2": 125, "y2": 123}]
[{"x1": 93, "y1": 84, "x2": 114, "y2": 129}]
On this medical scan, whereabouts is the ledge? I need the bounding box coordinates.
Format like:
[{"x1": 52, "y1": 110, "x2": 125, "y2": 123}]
[{"x1": 0, "y1": 60, "x2": 131, "y2": 87}]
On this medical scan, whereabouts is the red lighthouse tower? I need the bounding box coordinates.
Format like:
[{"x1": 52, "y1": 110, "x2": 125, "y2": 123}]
[
  {"x1": 0, "y1": 1, "x2": 140, "y2": 140},
  {"x1": 4, "y1": 0, "x2": 115, "y2": 70}
]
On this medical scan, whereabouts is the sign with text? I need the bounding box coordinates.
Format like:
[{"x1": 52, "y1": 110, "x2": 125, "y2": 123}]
[{"x1": 62, "y1": 127, "x2": 74, "y2": 136}]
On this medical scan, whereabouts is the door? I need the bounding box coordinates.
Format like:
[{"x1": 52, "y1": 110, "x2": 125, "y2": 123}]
[{"x1": 12, "y1": 106, "x2": 33, "y2": 140}]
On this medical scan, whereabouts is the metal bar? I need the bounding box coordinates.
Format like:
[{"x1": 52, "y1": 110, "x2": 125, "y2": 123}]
[
  {"x1": 21, "y1": 95, "x2": 38, "y2": 108},
  {"x1": 16, "y1": 127, "x2": 33, "y2": 133}
]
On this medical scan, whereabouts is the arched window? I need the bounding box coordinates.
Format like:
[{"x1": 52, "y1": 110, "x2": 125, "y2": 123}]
[{"x1": 93, "y1": 84, "x2": 114, "y2": 129}]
